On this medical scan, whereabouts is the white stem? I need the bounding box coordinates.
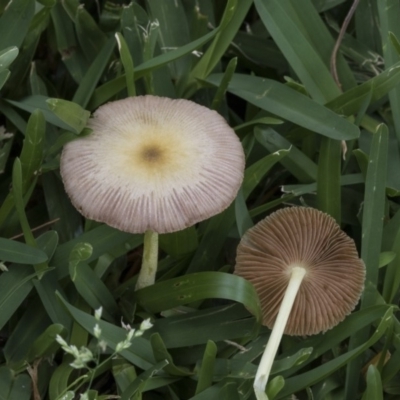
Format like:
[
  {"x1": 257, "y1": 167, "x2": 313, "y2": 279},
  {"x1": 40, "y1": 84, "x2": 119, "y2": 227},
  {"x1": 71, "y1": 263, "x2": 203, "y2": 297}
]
[
  {"x1": 135, "y1": 230, "x2": 159, "y2": 290},
  {"x1": 254, "y1": 266, "x2": 307, "y2": 400}
]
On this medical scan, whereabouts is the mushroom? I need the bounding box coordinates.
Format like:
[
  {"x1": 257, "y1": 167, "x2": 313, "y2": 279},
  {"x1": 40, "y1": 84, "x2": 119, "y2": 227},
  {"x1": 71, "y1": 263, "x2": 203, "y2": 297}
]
[
  {"x1": 61, "y1": 95, "x2": 245, "y2": 289},
  {"x1": 234, "y1": 206, "x2": 365, "y2": 400}
]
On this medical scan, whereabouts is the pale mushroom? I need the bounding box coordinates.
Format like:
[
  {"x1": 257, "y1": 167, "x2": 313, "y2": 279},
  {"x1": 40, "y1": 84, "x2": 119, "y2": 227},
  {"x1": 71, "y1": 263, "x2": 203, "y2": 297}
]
[
  {"x1": 61, "y1": 95, "x2": 245, "y2": 289},
  {"x1": 234, "y1": 206, "x2": 365, "y2": 400}
]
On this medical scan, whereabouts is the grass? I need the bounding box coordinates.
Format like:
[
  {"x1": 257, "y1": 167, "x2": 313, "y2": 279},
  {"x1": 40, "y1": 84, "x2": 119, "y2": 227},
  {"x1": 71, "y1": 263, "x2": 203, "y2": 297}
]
[{"x1": 0, "y1": 0, "x2": 399, "y2": 399}]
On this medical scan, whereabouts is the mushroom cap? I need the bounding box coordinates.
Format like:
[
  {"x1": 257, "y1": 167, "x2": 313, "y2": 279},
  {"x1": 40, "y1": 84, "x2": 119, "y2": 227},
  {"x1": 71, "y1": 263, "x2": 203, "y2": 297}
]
[
  {"x1": 234, "y1": 207, "x2": 365, "y2": 336},
  {"x1": 60, "y1": 95, "x2": 245, "y2": 234}
]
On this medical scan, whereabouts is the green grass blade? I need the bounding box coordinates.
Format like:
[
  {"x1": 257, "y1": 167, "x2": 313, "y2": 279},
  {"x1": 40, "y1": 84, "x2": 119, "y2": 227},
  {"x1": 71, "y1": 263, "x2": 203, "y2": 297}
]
[
  {"x1": 327, "y1": 61, "x2": 400, "y2": 116},
  {"x1": 191, "y1": 380, "x2": 240, "y2": 400},
  {"x1": 112, "y1": 358, "x2": 137, "y2": 394},
  {"x1": 186, "y1": 205, "x2": 235, "y2": 273},
  {"x1": 363, "y1": 365, "x2": 383, "y2": 400},
  {"x1": 195, "y1": 341, "x2": 218, "y2": 395},
  {"x1": 12, "y1": 376, "x2": 31, "y2": 400},
  {"x1": 232, "y1": 31, "x2": 288, "y2": 72},
  {"x1": 211, "y1": 57, "x2": 237, "y2": 111},
  {"x1": 46, "y1": 98, "x2": 90, "y2": 134},
  {"x1": 150, "y1": 332, "x2": 191, "y2": 376},
  {"x1": 345, "y1": 124, "x2": 389, "y2": 399},
  {"x1": 378, "y1": 2, "x2": 400, "y2": 144},
  {"x1": 119, "y1": 360, "x2": 169, "y2": 400},
  {"x1": 256, "y1": 128, "x2": 317, "y2": 182},
  {"x1": 243, "y1": 149, "x2": 289, "y2": 198},
  {"x1": 3, "y1": 300, "x2": 49, "y2": 367},
  {"x1": 75, "y1": 5, "x2": 107, "y2": 62},
  {"x1": 201, "y1": 358, "x2": 257, "y2": 381},
  {"x1": 50, "y1": 1, "x2": 87, "y2": 83},
  {"x1": 383, "y1": 225, "x2": 400, "y2": 302},
  {"x1": 135, "y1": 272, "x2": 261, "y2": 324},
  {"x1": 41, "y1": 171, "x2": 82, "y2": 243},
  {"x1": 281, "y1": 304, "x2": 391, "y2": 377},
  {"x1": 389, "y1": 31, "x2": 400, "y2": 55},
  {"x1": 361, "y1": 125, "x2": 389, "y2": 300},
  {"x1": 115, "y1": 32, "x2": 136, "y2": 97},
  {"x1": 61, "y1": 0, "x2": 79, "y2": 20},
  {"x1": 120, "y1": 2, "x2": 146, "y2": 66},
  {"x1": 7, "y1": 96, "x2": 73, "y2": 131},
  {"x1": 34, "y1": 271, "x2": 72, "y2": 327},
  {"x1": 188, "y1": 0, "x2": 252, "y2": 87},
  {"x1": 27, "y1": 323, "x2": 66, "y2": 362},
  {"x1": 0, "y1": 265, "x2": 35, "y2": 330},
  {"x1": 207, "y1": 74, "x2": 359, "y2": 140},
  {"x1": 0, "y1": 238, "x2": 47, "y2": 264},
  {"x1": 20, "y1": 109, "x2": 45, "y2": 191},
  {"x1": 0, "y1": 0, "x2": 35, "y2": 49},
  {"x1": 382, "y1": 345, "x2": 400, "y2": 382},
  {"x1": 280, "y1": 308, "x2": 393, "y2": 398},
  {"x1": 52, "y1": 226, "x2": 138, "y2": 279},
  {"x1": 159, "y1": 226, "x2": 198, "y2": 258},
  {"x1": 254, "y1": 0, "x2": 340, "y2": 103},
  {"x1": 235, "y1": 187, "x2": 253, "y2": 237},
  {"x1": 267, "y1": 376, "x2": 285, "y2": 400},
  {"x1": 355, "y1": 0, "x2": 381, "y2": 54},
  {"x1": 282, "y1": 174, "x2": 363, "y2": 197},
  {"x1": 48, "y1": 363, "x2": 76, "y2": 400},
  {"x1": 72, "y1": 36, "x2": 116, "y2": 108},
  {"x1": 36, "y1": 232, "x2": 59, "y2": 266},
  {"x1": 153, "y1": 304, "x2": 255, "y2": 349},
  {"x1": 0, "y1": 134, "x2": 12, "y2": 174},
  {"x1": 0, "y1": 46, "x2": 18, "y2": 69},
  {"x1": 29, "y1": 63, "x2": 47, "y2": 96},
  {"x1": 12, "y1": 158, "x2": 35, "y2": 247},
  {"x1": 146, "y1": 0, "x2": 191, "y2": 80},
  {"x1": 282, "y1": 0, "x2": 356, "y2": 89},
  {"x1": 88, "y1": 28, "x2": 218, "y2": 109},
  {"x1": 0, "y1": 69, "x2": 10, "y2": 90},
  {"x1": 4, "y1": 7, "x2": 50, "y2": 92},
  {"x1": 317, "y1": 138, "x2": 341, "y2": 222},
  {"x1": 69, "y1": 260, "x2": 119, "y2": 322},
  {"x1": 378, "y1": 251, "x2": 396, "y2": 268},
  {"x1": 0, "y1": 100, "x2": 27, "y2": 134}
]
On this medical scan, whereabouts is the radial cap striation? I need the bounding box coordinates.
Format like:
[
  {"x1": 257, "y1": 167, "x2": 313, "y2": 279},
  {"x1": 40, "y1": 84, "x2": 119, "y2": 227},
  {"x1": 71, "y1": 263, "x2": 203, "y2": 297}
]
[
  {"x1": 60, "y1": 95, "x2": 245, "y2": 234},
  {"x1": 235, "y1": 207, "x2": 365, "y2": 336}
]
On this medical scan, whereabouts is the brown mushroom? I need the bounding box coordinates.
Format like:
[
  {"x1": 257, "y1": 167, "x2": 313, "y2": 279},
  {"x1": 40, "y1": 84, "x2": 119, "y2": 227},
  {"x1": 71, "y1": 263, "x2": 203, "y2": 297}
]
[
  {"x1": 234, "y1": 206, "x2": 365, "y2": 399},
  {"x1": 61, "y1": 95, "x2": 245, "y2": 289}
]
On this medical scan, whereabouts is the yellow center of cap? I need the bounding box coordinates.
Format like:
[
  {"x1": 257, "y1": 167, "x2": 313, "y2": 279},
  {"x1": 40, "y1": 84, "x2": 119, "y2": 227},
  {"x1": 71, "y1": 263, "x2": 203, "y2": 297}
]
[
  {"x1": 140, "y1": 145, "x2": 164, "y2": 164},
  {"x1": 108, "y1": 125, "x2": 204, "y2": 188}
]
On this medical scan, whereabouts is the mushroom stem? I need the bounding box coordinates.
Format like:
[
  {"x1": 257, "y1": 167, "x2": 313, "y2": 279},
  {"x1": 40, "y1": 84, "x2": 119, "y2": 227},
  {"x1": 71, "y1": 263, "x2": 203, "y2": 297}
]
[
  {"x1": 135, "y1": 230, "x2": 159, "y2": 290},
  {"x1": 254, "y1": 266, "x2": 307, "y2": 400}
]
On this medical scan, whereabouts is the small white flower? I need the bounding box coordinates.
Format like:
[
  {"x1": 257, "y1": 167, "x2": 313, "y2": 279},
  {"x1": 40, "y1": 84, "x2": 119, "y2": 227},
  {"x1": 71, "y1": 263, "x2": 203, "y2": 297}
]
[
  {"x1": 140, "y1": 319, "x2": 153, "y2": 331},
  {"x1": 126, "y1": 329, "x2": 135, "y2": 342},
  {"x1": 192, "y1": 50, "x2": 203, "y2": 58},
  {"x1": 94, "y1": 307, "x2": 103, "y2": 320},
  {"x1": 55, "y1": 334, "x2": 68, "y2": 348},
  {"x1": 68, "y1": 345, "x2": 80, "y2": 359},
  {"x1": 93, "y1": 324, "x2": 101, "y2": 339},
  {"x1": 79, "y1": 347, "x2": 94, "y2": 364},
  {"x1": 0, "y1": 262, "x2": 8, "y2": 272},
  {"x1": 70, "y1": 359, "x2": 86, "y2": 369},
  {"x1": 98, "y1": 340, "x2": 107, "y2": 352},
  {"x1": 59, "y1": 391, "x2": 75, "y2": 400},
  {"x1": 121, "y1": 318, "x2": 132, "y2": 331},
  {"x1": 115, "y1": 340, "x2": 131, "y2": 353},
  {"x1": 69, "y1": 347, "x2": 94, "y2": 369}
]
